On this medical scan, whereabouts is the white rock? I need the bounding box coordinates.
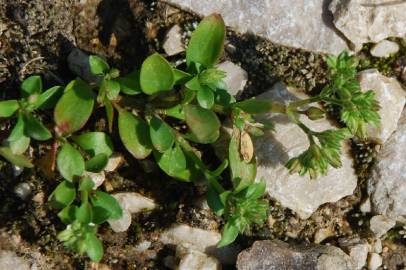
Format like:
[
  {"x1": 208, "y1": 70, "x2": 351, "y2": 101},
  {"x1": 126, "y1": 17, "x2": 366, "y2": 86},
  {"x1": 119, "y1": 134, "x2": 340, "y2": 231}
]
[
  {"x1": 254, "y1": 83, "x2": 357, "y2": 219},
  {"x1": 369, "y1": 215, "x2": 396, "y2": 237},
  {"x1": 372, "y1": 238, "x2": 382, "y2": 254},
  {"x1": 368, "y1": 109, "x2": 406, "y2": 219},
  {"x1": 217, "y1": 61, "x2": 248, "y2": 96},
  {"x1": 329, "y1": 0, "x2": 406, "y2": 51},
  {"x1": 166, "y1": 0, "x2": 349, "y2": 54},
  {"x1": 358, "y1": 69, "x2": 405, "y2": 144},
  {"x1": 368, "y1": 253, "x2": 382, "y2": 270},
  {"x1": 0, "y1": 251, "x2": 30, "y2": 270},
  {"x1": 83, "y1": 171, "x2": 105, "y2": 189},
  {"x1": 370, "y1": 40, "x2": 400, "y2": 58},
  {"x1": 159, "y1": 224, "x2": 240, "y2": 265},
  {"x1": 176, "y1": 245, "x2": 220, "y2": 270},
  {"x1": 360, "y1": 198, "x2": 372, "y2": 214},
  {"x1": 163, "y1": 25, "x2": 184, "y2": 56},
  {"x1": 113, "y1": 192, "x2": 156, "y2": 214},
  {"x1": 339, "y1": 236, "x2": 369, "y2": 270},
  {"x1": 104, "y1": 153, "x2": 124, "y2": 172},
  {"x1": 107, "y1": 192, "x2": 156, "y2": 233}
]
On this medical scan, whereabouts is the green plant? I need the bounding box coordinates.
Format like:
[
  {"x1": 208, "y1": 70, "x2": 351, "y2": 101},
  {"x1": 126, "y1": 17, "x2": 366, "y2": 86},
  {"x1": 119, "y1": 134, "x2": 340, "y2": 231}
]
[
  {"x1": 0, "y1": 13, "x2": 380, "y2": 262},
  {"x1": 0, "y1": 76, "x2": 63, "y2": 167}
]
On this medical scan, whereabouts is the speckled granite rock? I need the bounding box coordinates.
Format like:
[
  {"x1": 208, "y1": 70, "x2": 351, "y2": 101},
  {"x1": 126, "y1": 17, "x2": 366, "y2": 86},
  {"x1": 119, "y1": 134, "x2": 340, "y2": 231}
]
[
  {"x1": 237, "y1": 240, "x2": 353, "y2": 270},
  {"x1": 254, "y1": 83, "x2": 357, "y2": 219},
  {"x1": 329, "y1": 0, "x2": 406, "y2": 51},
  {"x1": 165, "y1": 0, "x2": 349, "y2": 54},
  {"x1": 368, "y1": 109, "x2": 406, "y2": 219},
  {"x1": 358, "y1": 69, "x2": 405, "y2": 144}
]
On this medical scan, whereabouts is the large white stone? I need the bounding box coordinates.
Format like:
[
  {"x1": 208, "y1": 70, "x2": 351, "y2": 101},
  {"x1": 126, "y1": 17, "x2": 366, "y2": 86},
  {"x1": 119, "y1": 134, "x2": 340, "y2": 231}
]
[
  {"x1": 368, "y1": 109, "x2": 406, "y2": 219},
  {"x1": 254, "y1": 83, "x2": 357, "y2": 219},
  {"x1": 369, "y1": 215, "x2": 396, "y2": 237},
  {"x1": 370, "y1": 40, "x2": 399, "y2": 58},
  {"x1": 329, "y1": 0, "x2": 406, "y2": 51},
  {"x1": 159, "y1": 224, "x2": 240, "y2": 265},
  {"x1": 358, "y1": 69, "x2": 405, "y2": 144},
  {"x1": 165, "y1": 0, "x2": 349, "y2": 54},
  {"x1": 107, "y1": 192, "x2": 156, "y2": 232},
  {"x1": 339, "y1": 236, "x2": 369, "y2": 270},
  {"x1": 0, "y1": 251, "x2": 30, "y2": 270},
  {"x1": 176, "y1": 245, "x2": 220, "y2": 270},
  {"x1": 217, "y1": 61, "x2": 248, "y2": 96}
]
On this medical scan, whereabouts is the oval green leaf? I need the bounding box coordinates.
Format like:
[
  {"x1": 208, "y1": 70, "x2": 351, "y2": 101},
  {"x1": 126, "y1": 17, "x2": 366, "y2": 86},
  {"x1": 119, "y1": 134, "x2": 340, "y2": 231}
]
[
  {"x1": 197, "y1": 88, "x2": 214, "y2": 109},
  {"x1": 90, "y1": 191, "x2": 122, "y2": 220},
  {"x1": 184, "y1": 104, "x2": 220, "y2": 144},
  {"x1": 76, "y1": 201, "x2": 93, "y2": 224},
  {"x1": 85, "y1": 154, "x2": 109, "y2": 173},
  {"x1": 57, "y1": 143, "x2": 85, "y2": 182},
  {"x1": 85, "y1": 233, "x2": 103, "y2": 262},
  {"x1": 72, "y1": 132, "x2": 114, "y2": 157},
  {"x1": 233, "y1": 98, "x2": 273, "y2": 114},
  {"x1": 21, "y1": 75, "x2": 42, "y2": 98},
  {"x1": 149, "y1": 116, "x2": 175, "y2": 153},
  {"x1": 140, "y1": 53, "x2": 174, "y2": 95},
  {"x1": 54, "y1": 79, "x2": 95, "y2": 136},
  {"x1": 118, "y1": 110, "x2": 152, "y2": 159},
  {"x1": 117, "y1": 70, "x2": 142, "y2": 95},
  {"x1": 186, "y1": 14, "x2": 225, "y2": 68},
  {"x1": 0, "y1": 146, "x2": 33, "y2": 168},
  {"x1": 89, "y1": 55, "x2": 110, "y2": 75},
  {"x1": 23, "y1": 113, "x2": 52, "y2": 141},
  {"x1": 33, "y1": 86, "x2": 64, "y2": 109},
  {"x1": 49, "y1": 180, "x2": 76, "y2": 209},
  {"x1": 0, "y1": 100, "x2": 19, "y2": 118}
]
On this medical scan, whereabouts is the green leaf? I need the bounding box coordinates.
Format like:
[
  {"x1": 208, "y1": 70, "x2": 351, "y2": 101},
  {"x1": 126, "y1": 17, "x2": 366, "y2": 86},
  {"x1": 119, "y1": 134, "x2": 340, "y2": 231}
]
[
  {"x1": 92, "y1": 207, "x2": 111, "y2": 224},
  {"x1": 197, "y1": 87, "x2": 214, "y2": 109},
  {"x1": 85, "y1": 154, "x2": 108, "y2": 173},
  {"x1": 186, "y1": 14, "x2": 225, "y2": 68},
  {"x1": 57, "y1": 143, "x2": 85, "y2": 182},
  {"x1": 76, "y1": 201, "x2": 93, "y2": 224},
  {"x1": 72, "y1": 132, "x2": 114, "y2": 157},
  {"x1": 105, "y1": 99, "x2": 114, "y2": 133},
  {"x1": 229, "y1": 131, "x2": 256, "y2": 191},
  {"x1": 32, "y1": 86, "x2": 64, "y2": 109},
  {"x1": 58, "y1": 205, "x2": 78, "y2": 224},
  {"x1": 184, "y1": 105, "x2": 220, "y2": 144},
  {"x1": 0, "y1": 100, "x2": 19, "y2": 118},
  {"x1": 149, "y1": 116, "x2": 175, "y2": 153},
  {"x1": 185, "y1": 76, "x2": 204, "y2": 92},
  {"x1": 23, "y1": 113, "x2": 52, "y2": 141},
  {"x1": 21, "y1": 75, "x2": 42, "y2": 98},
  {"x1": 140, "y1": 53, "x2": 174, "y2": 95},
  {"x1": 49, "y1": 180, "x2": 76, "y2": 209},
  {"x1": 207, "y1": 184, "x2": 224, "y2": 216},
  {"x1": 233, "y1": 98, "x2": 273, "y2": 114},
  {"x1": 174, "y1": 69, "x2": 192, "y2": 85},
  {"x1": 154, "y1": 143, "x2": 191, "y2": 181},
  {"x1": 89, "y1": 55, "x2": 110, "y2": 75},
  {"x1": 217, "y1": 221, "x2": 239, "y2": 248},
  {"x1": 79, "y1": 177, "x2": 96, "y2": 192},
  {"x1": 54, "y1": 79, "x2": 95, "y2": 136},
  {"x1": 105, "y1": 79, "x2": 120, "y2": 100},
  {"x1": 7, "y1": 114, "x2": 30, "y2": 155},
  {"x1": 118, "y1": 110, "x2": 152, "y2": 159},
  {"x1": 0, "y1": 146, "x2": 33, "y2": 168},
  {"x1": 117, "y1": 70, "x2": 142, "y2": 95},
  {"x1": 91, "y1": 191, "x2": 122, "y2": 220},
  {"x1": 242, "y1": 181, "x2": 266, "y2": 200},
  {"x1": 85, "y1": 233, "x2": 103, "y2": 262}
]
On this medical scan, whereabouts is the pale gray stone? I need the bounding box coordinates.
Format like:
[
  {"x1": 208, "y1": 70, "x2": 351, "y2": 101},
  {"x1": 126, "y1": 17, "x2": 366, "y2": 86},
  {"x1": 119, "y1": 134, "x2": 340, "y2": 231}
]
[
  {"x1": 368, "y1": 253, "x2": 382, "y2": 270},
  {"x1": 0, "y1": 251, "x2": 30, "y2": 270},
  {"x1": 358, "y1": 69, "x2": 405, "y2": 144},
  {"x1": 254, "y1": 83, "x2": 357, "y2": 219},
  {"x1": 329, "y1": 0, "x2": 406, "y2": 51},
  {"x1": 14, "y1": 182, "x2": 32, "y2": 200},
  {"x1": 369, "y1": 215, "x2": 396, "y2": 237},
  {"x1": 368, "y1": 109, "x2": 406, "y2": 219},
  {"x1": 108, "y1": 192, "x2": 156, "y2": 232},
  {"x1": 217, "y1": 61, "x2": 248, "y2": 96},
  {"x1": 163, "y1": 25, "x2": 185, "y2": 56},
  {"x1": 360, "y1": 197, "x2": 372, "y2": 214},
  {"x1": 176, "y1": 245, "x2": 220, "y2": 270},
  {"x1": 104, "y1": 153, "x2": 124, "y2": 172},
  {"x1": 370, "y1": 40, "x2": 400, "y2": 58},
  {"x1": 159, "y1": 224, "x2": 240, "y2": 265},
  {"x1": 237, "y1": 240, "x2": 353, "y2": 270},
  {"x1": 82, "y1": 171, "x2": 105, "y2": 189},
  {"x1": 165, "y1": 0, "x2": 349, "y2": 54},
  {"x1": 339, "y1": 236, "x2": 369, "y2": 270}
]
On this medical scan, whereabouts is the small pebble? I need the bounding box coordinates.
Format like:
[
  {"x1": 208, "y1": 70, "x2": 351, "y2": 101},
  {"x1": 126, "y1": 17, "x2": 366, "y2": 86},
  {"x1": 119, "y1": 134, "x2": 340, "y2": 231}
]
[
  {"x1": 368, "y1": 253, "x2": 382, "y2": 270},
  {"x1": 14, "y1": 182, "x2": 32, "y2": 200},
  {"x1": 12, "y1": 165, "x2": 24, "y2": 177}
]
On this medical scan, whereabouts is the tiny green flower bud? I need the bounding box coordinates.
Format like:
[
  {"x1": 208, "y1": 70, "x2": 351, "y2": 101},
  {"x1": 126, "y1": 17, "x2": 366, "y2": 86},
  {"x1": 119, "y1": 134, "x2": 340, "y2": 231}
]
[{"x1": 306, "y1": 107, "x2": 325, "y2": 120}]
